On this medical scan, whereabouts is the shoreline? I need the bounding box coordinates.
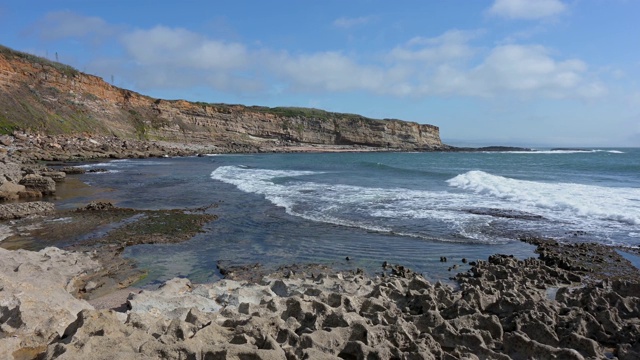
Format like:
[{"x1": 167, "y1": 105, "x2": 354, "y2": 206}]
[{"x1": 1, "y1": 134, "x2": 640, "y2": 359}]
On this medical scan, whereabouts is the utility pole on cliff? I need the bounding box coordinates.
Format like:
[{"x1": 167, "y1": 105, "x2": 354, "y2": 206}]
[{"x1": 55, "y1": 52, "x2": 58, "y2": 62}]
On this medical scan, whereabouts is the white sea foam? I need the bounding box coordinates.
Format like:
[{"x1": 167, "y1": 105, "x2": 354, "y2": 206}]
[
  {"x1": 211, "y1": 166, "x2": 516, "y2": 243},
  {"x1": 447, "y1": 171, "x2": 640, "y2": 227},
  {"x1": 77, "y1": 162, "x2": 118, "y2": 168},
  {"x1": 79, "y1": 159, "x2": 167, "y2": 169},
  {"x1": 87, "y1": 170, "x2": 120, "y2": 174},
  {"x1": 494, "y1": 149, "x2": 625, "y2": 154},
  {"x1": 211, "y1": 166, "x2": 640, "y2": 245}
]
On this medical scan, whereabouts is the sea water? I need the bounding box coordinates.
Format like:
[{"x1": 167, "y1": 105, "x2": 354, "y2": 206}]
[{"x1": 57, "y1": 148, "x2": 640, "y2": 285}]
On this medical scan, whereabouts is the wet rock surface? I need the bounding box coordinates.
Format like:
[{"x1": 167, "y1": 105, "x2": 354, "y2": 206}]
[{"x1": 522, "y1": 236, "x2": 640, "y2": 282}]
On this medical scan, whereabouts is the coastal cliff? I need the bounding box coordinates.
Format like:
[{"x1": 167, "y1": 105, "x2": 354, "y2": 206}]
[{"x1": 0, "y1": 45, "x2": 443, "y2": 151}]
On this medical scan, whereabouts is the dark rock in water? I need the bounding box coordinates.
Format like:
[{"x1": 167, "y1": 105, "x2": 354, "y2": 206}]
[
  {"x1": 466, "y1": 208, "x2": 544, "y2": 220},
  {"x1": 87, "y1": 168, "x2": 109, "y2": 173},
  {"x1": 477, "y1": 146, "x2": 533, "y2": 152},
  {"x1": 216, "y1": 261, "x2": 261, "y2": 279},
  {"x1": 382, "y1": 261, "x2": 389, "y2": 269},
  {"x1": 551, "y1": 148, "x2": 590, "y2": 151},
  {"x1": 391, "y1": 265, "x2": 411, "y2": 277},
  {"x1": 78, "y1": 201, "x2": 115, "y2": 211},
  {"x1": 345, "y1": 256, "x2": 350, "y2": 261},
  {"x1": 447, "y1": 146, "x2": 533, "y2": 152},
  {"x1": 61, "y1": 166, "x2": 86, "y2": 175},
  {"x1": 462, "y1": 258, "x2": 467, "y2": 264}
]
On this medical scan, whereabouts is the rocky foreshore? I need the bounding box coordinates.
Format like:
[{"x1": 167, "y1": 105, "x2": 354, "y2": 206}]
[
  {"x1": 1, "y1": 131, "x2": 639, "y2": 359},
  {"x1": 1, "y1": 241, "x2": 639, "y2": 360}
]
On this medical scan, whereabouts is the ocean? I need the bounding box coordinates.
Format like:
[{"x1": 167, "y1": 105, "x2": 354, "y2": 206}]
[{"x1": 58, "y1": 148, "x2": 640, "y2": 285}]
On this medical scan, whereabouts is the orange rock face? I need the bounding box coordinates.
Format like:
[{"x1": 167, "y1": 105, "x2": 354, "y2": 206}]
[{"x1": 0, "y1": 49, "x2": 443, "y2": 151}]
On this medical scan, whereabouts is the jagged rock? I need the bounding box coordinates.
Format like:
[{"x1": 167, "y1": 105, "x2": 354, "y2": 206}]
[
  {"x1": 0, "y1": 240, "x2": 638, "y2": 359},
  {"x1": 79, "y1": 201, "x2": 115, "y2": 211}
]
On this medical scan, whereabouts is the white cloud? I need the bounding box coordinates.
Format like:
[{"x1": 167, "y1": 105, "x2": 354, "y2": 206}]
[
  {"x1": 430, "y1": 44, "x2": 603, "y2": 98},
  {"x1": 122, "y1": 26, "x2": 248, "y2": 71},
  {"x1": 488, "y1": 0, "x2": 567, "y2": 20},
  {"x1": 332, "y1": 16, "x2": 374, "y2": 29},
  {"x1": 31, "y1": 11, "x2": 119, "y2": 42},
  {"x1": 115, "y1": 26, "x2": 261, "y2": 92},
  {"x1": 114, "y1": 28, "x2": 605, "y2": 99},
  {"x1": 389, "y1": 30, "x2": 478, "y2": 63},
  {"x1": 267, "y1": 51, "x2": 405, "y2": 95}
]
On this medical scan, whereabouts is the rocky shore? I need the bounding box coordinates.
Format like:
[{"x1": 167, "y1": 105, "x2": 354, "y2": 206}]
[
  {"x1": 1, "y1": 240, "x2": 639, "y2": 359},
  {"x1": 0, "y1": 132, "x2": 639, "y2": 359}
]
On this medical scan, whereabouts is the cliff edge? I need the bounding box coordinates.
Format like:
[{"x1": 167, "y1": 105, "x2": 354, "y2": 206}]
[{"x1": 0, "y1": 45, "x2": 444, "y2": 152}]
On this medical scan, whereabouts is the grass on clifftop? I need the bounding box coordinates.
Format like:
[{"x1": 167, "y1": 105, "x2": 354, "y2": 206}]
[
  {"x1": 0, "y1": 45, "x2": 79, "y2": 78},
  {"x1": 193, "y1": 102, "x2": 374, "y2": 122}
]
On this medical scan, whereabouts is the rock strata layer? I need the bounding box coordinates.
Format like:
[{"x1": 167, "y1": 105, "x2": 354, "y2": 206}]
[{"x1": 0, "y1": 47, "x2": 444, "y2": 154}]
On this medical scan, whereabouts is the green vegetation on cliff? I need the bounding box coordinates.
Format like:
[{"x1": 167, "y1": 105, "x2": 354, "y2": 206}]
[
  {"x1": 0, "y1": 43, "x2": 442, "y2": 149},
  {"x1": 0, "y1": 44, "x2": 79, "y2": 78}
]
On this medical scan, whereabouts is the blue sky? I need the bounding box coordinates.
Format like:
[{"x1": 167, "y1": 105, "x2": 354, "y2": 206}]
[{"x1": 1, "y1": 0, "x2": 639, "y2": 147}]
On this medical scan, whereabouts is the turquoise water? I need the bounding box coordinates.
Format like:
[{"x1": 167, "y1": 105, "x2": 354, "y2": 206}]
[{"x1": 58, "y1": 148, "x2": 640, "y2": 285}]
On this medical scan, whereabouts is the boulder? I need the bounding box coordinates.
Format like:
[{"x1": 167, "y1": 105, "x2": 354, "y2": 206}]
[
  {"x1": 0, "y1": 160, "x2": 23, "y2": 183},
  {"x1": 0, "y1": 135, "x2": 13, "y2": 146},
  {"x1": 0, "y1": 181, "x2": 26, "y2": 201},
  {"x1": 41, "y1": 171, "x2": 66, "y2": 182},
  {"x1": 19, "y1": 174, "x2": 56, "y2": 195},
  {"x1": 0, "y1": 181, "x2": 25, "y2": 194}
]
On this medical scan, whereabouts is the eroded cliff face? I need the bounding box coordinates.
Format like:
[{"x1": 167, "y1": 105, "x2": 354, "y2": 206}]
[{"x1": 0, "y1": 47, "x2": 444, "y2": 151}]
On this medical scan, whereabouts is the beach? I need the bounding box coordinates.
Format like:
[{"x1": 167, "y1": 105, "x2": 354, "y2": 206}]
[{"x1": 1, "y1": 136, "x2": 639, "y2": 359}]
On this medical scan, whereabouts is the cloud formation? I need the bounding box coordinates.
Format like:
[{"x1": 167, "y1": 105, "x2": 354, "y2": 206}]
[
  {"x1": 487, "y1": 0, "x2": 567, "y2": 20},
  {"x1": 34, "y1": 12, "x2": 602, "y2": 100},
  {"x1": 389, "y1": 30, "x2": 478, "y2": 63},
  {"x1": 122, "y1": 26, "x2": 248, "y2": 71},
  {"x1": 30, "y1": 11, "x2": 119, "y2": 42}
]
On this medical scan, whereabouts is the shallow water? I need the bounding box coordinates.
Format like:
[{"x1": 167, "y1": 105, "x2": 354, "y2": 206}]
[{"x1": 55, "y1": 149, "x2": 640, "y2": 285}]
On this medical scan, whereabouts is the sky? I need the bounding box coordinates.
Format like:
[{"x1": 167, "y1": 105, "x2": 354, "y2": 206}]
[{"x1": 1, "y1": 0, "x2": 639, "y2": 147}]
